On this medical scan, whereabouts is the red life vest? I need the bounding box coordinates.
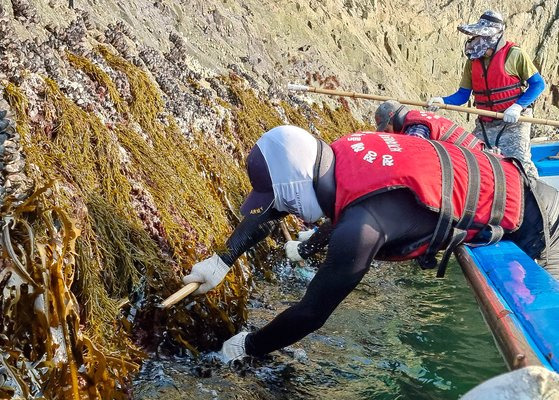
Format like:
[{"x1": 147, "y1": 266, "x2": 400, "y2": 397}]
[
  {"x1": 402, "y1": 110, "x2": 484, "y2": 150},
  {"x1": 331, "y1": 132, "x2": 523, "y2": 261},
  {"x1": 471, "y1": 41, "x2": 524, "y2": 113}
]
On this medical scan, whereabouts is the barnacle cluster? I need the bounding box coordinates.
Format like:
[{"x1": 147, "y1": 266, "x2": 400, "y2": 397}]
[{"x1": 0, "y1": 1, "x2": 371, "y2": 396}]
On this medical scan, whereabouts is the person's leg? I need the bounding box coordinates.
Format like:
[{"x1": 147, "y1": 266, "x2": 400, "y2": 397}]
[
  {"x1": 497, "y1": 109, "x2": 538, "y2": 179},
  {"x1": 472, "y1": 118, "x2": 499, "y2": 148},
  {"x1": 473, "y1": 114, "x2": 538, "y2": 179},
  {"x1": 531, "y1": 180, "x2": 559, "y2": 279}
]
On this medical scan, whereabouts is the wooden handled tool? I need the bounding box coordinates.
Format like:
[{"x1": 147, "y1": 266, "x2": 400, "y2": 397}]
[
  {"x1": 160, "y1": 282, "x2": 200, "y2": 309},
  {"x1": 161, "y1": 221, "x2": 300, "y2": 309},
  {"x1": 287, "y1": 84, "x2": 559, "y2": 128}
]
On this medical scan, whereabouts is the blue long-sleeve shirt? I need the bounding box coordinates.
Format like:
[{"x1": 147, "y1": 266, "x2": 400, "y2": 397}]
[{"x1": 443, "y1": 72, "x2": 545, "y2": 109}]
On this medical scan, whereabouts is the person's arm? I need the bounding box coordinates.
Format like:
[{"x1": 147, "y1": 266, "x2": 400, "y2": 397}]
[
  {"x1": 428, "y1": 62, "x2": 472, "y2": 110},
  {"x1": 502, "y1": 48, "x2": 545, "y2": 122},
  {"x1": 442, "y1": 87, "x2": 472, "y2": 106},
  {"x1": 296, "y1": 220, "x2": 334, "y2": 259},
  {"x1": 218, "y1": 208, "x2": 286, "y2": 266},
  {"x1": 516, "y1": 73, "x2": 545, "y2": 108},
  {"x1": 183, "y1": 207, "x2": 286, "y2": 294},
  {"x1": 245, "y1": 204, "x2": 385, "y2": 356},
  {"x1": 404, "y1": 124, "x2": 431, "y2": 139},
  {"x1": 428, "y1": 87, "x2": 471, "y2": 110},
  {"x1": 503, "y1": 72, "x2": 546, "y2": 123}
]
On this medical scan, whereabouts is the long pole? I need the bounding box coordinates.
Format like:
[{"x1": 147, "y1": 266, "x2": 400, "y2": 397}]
[{"x1": 287, "y1": 84, "x2": 559, "y2": 128}]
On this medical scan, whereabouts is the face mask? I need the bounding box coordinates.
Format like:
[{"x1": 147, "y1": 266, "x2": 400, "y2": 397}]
[{"x1": 464, "y1": 35, "x2": 500, "y2": 60}]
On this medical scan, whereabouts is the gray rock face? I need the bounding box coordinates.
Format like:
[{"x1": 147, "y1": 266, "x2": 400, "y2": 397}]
[
  {"x1": 1, "y1": 0, "x2": 558, "y2": 116},
  {"x1": 0, "y1": 0, "x2": 558, "y2": 204},
  {"x1": 0, "y1": 97, "x2": 33, "y2": 207}
]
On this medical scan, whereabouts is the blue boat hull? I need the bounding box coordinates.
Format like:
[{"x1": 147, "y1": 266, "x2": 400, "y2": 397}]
[{"x1": 456, "y1": 141, "x2": 559, "y2": 373}]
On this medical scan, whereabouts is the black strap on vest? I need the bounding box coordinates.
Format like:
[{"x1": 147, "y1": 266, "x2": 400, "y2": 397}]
[
  {"x1": 454, "y1": 129, "x2": 472, "y2": 147},
  {"x1": 468, "y1": 137, "x2": 483, "y2": 149},
  {"x1": 473, "y1": 82, "x2": 524, "y2": 96},
  {"x1": 436, "y1": 229, "x2": 468, "y2": 277},
  {"x1": 435, "y1": 146, "x2": 482, "y2": 277},
  {"x1": 417, "y1": 141, "x2": 455, "y2": 271},
  {"x1": 416, "y1": 141, "x2": 514, "y2": 277},
  {"x1": 479, "y1": 119, "x2": 494, "y2": 150},
  {"x1": 468, "y1": 152, "x2": 508, "y2": 247},
  {"x1": 313, "y1": 139, "x2": 336, "y2": 219},
  {"x1": 416, "y1": 141, "x2": 511, "y2": 277},
  {"x1": 475, "y1": 93, "x2": 523, "y2": 107},
  {"x1": 485, "y1": 152, "x2": 507, "y2": 227},
  {"x1": 456, "y1": 147, "x2": 481, "y2": 230},
  {"x1": 313, "y1": 138, "x2": 323, "y2": 190},
  {"x1": 494, "y1": 123, "x2": 509, "y2": 149}
]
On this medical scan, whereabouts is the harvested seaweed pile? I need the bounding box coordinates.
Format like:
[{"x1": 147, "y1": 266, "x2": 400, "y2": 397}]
[{"x1": 0, "y1": 5, "x2": 371, "y2": 396}]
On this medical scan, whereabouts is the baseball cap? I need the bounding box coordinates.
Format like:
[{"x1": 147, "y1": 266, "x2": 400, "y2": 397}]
[
  {"x1": 375, "y1": 100, "x2": 402, "y2": 131},
  {"x1": 240, "y1": 145, "x2": 274, "y2": 216},
  {"x1": 458, "y1": 10, "x2": 505, "y2": 36}
]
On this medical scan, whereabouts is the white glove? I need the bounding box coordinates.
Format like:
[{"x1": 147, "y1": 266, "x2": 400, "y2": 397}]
[
  {"x1": 297, "y1": 228, "x2": 317, "y2": 242},
  {"x1": 503, "y1": 103, "x2": 523, "y2": 123},
  {"x1": 426, "y1": 96, "x2": 444, "y2": 112},
  {"x1": 220, "y1": 331, "x2": 249, "y2": 362},
  {"x1": 182, "y1": 253, "x2": 229, "y2": 295},
  {"x1": 284, "y1": 240, "x2": 303, "y2": 262}
]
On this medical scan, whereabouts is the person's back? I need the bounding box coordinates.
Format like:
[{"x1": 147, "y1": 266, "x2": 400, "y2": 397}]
[
  {"x1": 374, "y1": 100, "x2": 484, "y2": 150},
  {"x1": 332, "y1": 131, "x2": 522, "y2": 268},
  {"x1": 177, "y1": 125, "x2": 559, "y2": 362},
  {"x1": 402, "y1": 110, "x2": 484, "y2": 150}
]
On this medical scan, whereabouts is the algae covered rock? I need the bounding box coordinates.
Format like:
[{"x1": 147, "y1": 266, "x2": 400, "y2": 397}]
[{"x1": 1, "y1": 0, "x2": 557, "y2": 396}]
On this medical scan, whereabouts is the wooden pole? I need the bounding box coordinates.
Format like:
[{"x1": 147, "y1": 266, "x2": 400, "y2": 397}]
[
  {"x1": 279, "y1": 221, "x2": 293, "y2": 242},
  {"x1": 287, "y1": 84, "x2": 559, "y2": 128},
  {"x1": 160, "y1": 282, "x2": 200, "y2": 309}
]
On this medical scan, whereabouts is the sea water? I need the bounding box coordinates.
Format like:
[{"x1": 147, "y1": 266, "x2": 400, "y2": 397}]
[{"x1": 133, "y1": 259, "x2": 507, "y2": 400}]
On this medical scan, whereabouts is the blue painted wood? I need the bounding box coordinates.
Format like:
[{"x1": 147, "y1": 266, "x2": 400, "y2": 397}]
[
  {"x1": 531, "y1": 142, "x2": 559, "y2": 177},
  {"x1": 468, "y1": 241, "x2": 559, "y2": 372}
]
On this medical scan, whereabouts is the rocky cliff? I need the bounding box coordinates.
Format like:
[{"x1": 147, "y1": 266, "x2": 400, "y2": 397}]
[{"x1": 0, "y1": 0, "x2": 558, "y2": 397}]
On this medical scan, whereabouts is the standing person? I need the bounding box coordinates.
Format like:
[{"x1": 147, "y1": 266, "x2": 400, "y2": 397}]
[
  {"x1": 427, "y1": 10, "x2": 546, "y2": 178},
  {"x1": 181, "y1": 125, "x2": 559, "y2": 362},
  {"x1": 374, "y1": 100, "x2": 484, "y2": 150}
]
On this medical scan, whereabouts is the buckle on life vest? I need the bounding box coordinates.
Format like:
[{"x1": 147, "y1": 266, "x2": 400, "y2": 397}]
[
  {"x1": 417, "y1": 254, "x2": 437, "y2": 270},
  {"x1": 485, "y1": 147, "x2": 502, "y2": 155}
]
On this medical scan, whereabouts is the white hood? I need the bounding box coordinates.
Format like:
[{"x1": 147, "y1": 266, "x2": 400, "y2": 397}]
[{"x1": 256, "y1": 125, "x2": 324, "y2": 223}]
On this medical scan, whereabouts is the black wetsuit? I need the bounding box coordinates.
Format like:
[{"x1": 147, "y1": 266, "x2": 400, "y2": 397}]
[{"x1": 217, "y1": 176, "x2": 559, "y2": 357}]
